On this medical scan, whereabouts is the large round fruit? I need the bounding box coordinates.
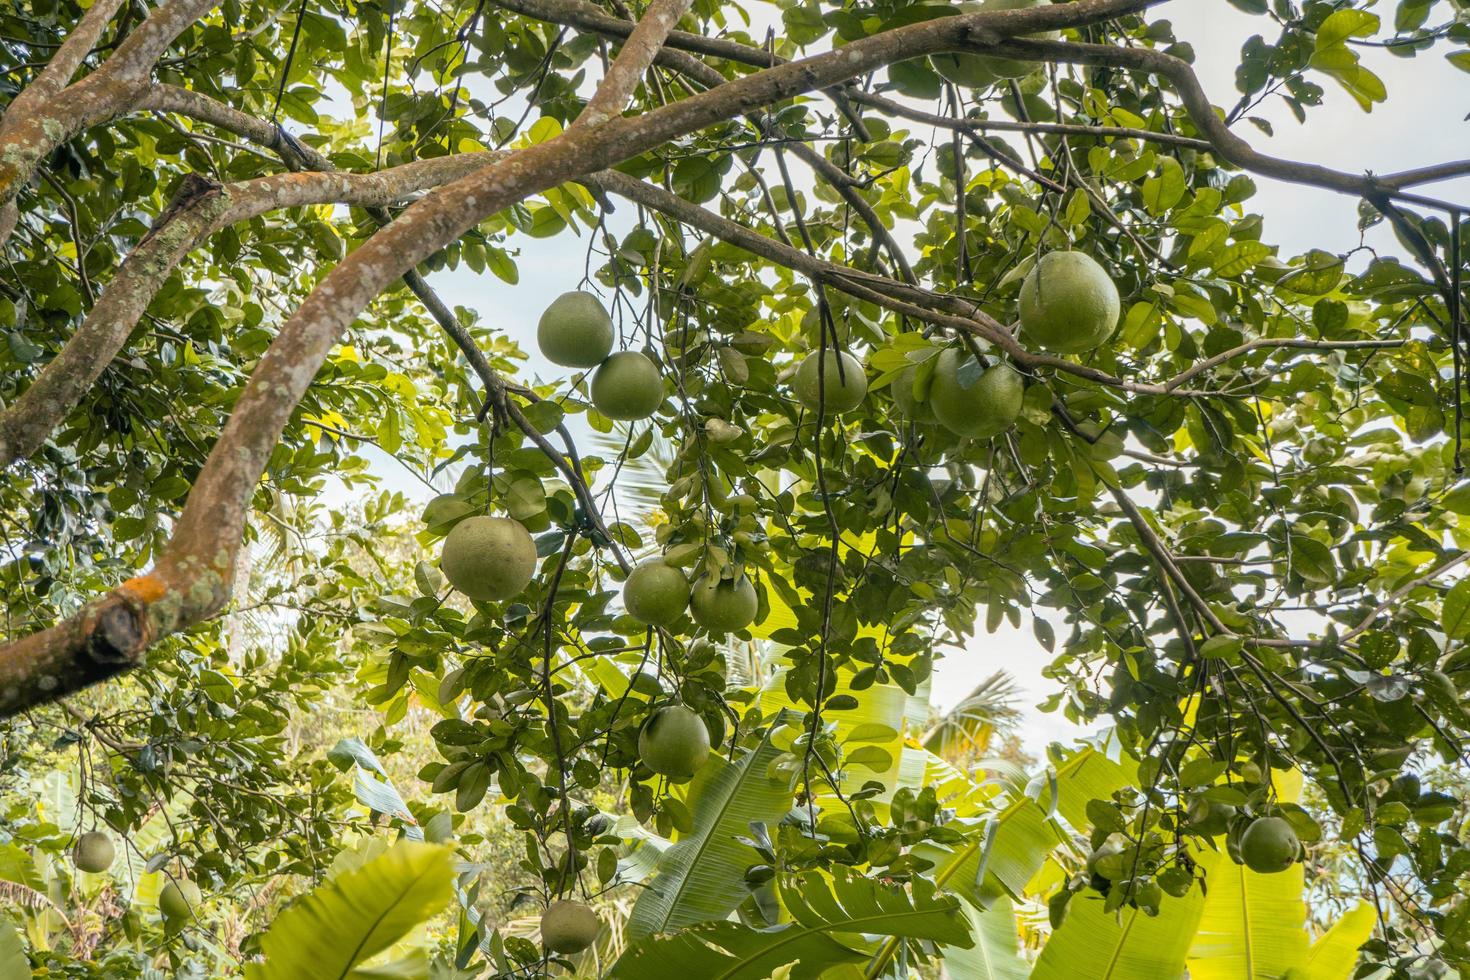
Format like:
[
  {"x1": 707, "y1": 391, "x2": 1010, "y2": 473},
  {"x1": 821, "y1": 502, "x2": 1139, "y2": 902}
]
[
  {"x1": 973, "y1": 0, "x2": 1061, "y2": 79},
  {"x1": 441, "y1": 515, "x2": 538, "y2": 601},
  {"x1": 929, "y1": 3, "x2": 996, "y2": 88},
  {"x1": 591, "y1": 351, "x2": 663, "y2": 421},
  {"x1": 1238, "y1": 816, "x2": 1299, "y2": 874},
  {"x1": 540, "y1": 899, "x2": 600, "y2": 954},
  {"x1": 538, "y1": 291, "x2": 614, "y2": 368},
  {"x1": 928, "y1": 349, "x2": 1023, "y2": 439},
  {"x1": 891, "y1": 363, "x2": 936, "y2": 423},
  {"x1": 1186, "y1": 799, "x2": 1236, "y2": 838},
  {"x1": 932, "y1": 51, "x2": 997, "y2": 89},
  {"x1": 623, "y1": 560, "x2": 690, "y2": 627},
  {"x1": 1086, "y1": 835, "x2": 1128, "y2": 881},
  {"x1": 73, "y1": 832, "x2": 115, "y2": 873},
  {"x1": 159, "y1": 877, "x2": 202, "y2": 920},
  {"x1": 793, "y1": 350, "x2": 867, "y2": 414},
  {"x1": 639, "y1": 704, "x2": 712, "y2": 778},
  {"x1": 689, "y1": 573, "x2": 758, "y2": 634},
  {"x1": 1019, "y1": 251, "x2": 1121, "y2": 353}
]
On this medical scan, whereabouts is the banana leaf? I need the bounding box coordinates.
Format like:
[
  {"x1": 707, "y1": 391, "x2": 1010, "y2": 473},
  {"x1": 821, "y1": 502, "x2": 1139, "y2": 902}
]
[
  {"x1": 1187, "y1": 847, "x2": 1309, "y2": 979},
  {"x1": 626, "y1": 721, "x2": 795, "y2": 939},
  {"x1": 612, "y1": 867, "x2": 971, "y2": 980},
  {"x1": 940, "y1": 897, "x2": 1029, "y2": 980},
  {"x1": 1031, "y1": 878, "x2": 1208, "y2": 980},
  {"x1": 244, "y1": 839, "x2": 455, "y2": 980},
  {"x1": 1299, "y1": 902, "x2": 1375, "y2": 980}
]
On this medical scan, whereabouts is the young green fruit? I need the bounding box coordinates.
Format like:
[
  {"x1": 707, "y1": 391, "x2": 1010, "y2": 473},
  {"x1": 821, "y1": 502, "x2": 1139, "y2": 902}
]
[
  {"x1": 591, "y1": 351, "x2": 663, "y2": 420},
  {"x1": 689, "y1": 573, "x2": 758, "y2": 634},
  {"x1": 639, "y1": 704, "x2": 711, "y2": 778},
  {"x1": 1019, "y1": 251, "x2": 1121, "y2": 353},
  {"x1": 970, "y1": 0, "x2": 1061, "y2": 79},
  {"x1": 891, "y1": 363, "x2": 936, "y2": 423},
  {"x1": 931, "y1": 49, "x2": 997, "y2": 89},
  {"x1": 540, "y1": 899, "x2": 600, "y2": 954},
  {"x1": 538, "y1": 291, "x2": 614, "y2": 368},
  {"x1": 928, "y1": 348, "x2": 1023, "y2": 439},
  {"x1": 73, "y1": 832, "x2": 115, "y2": 873},
  {"x1": 441, "y1": 515, "x2": 538, "y2": 601},
  {"x1": 793, "y1": 350, "x2": 867, "y2": 414},
  {"x1": 1085, "y1": 835, "x2": 1128, "y2": 881},
  {"x1": 1186, "y1": 799, "x2": 1236, "y2": 838},
  {"x1": 159, "y1": 877, "x2": 202, "y2": 920},
  {"x1": 1238, "y1": 816, "x2": 1299, "y2": 874},
  {"x1": 623, "y1": 560, "x2": 690, "y2": 627}
]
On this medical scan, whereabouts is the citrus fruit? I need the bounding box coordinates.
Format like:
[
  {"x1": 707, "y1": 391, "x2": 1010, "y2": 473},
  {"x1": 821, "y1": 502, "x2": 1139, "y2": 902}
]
[
  {"x1": 1019, "y1": 251, "x2": 1120, "y2": 353},
  {"x1": 1238, "y1": 816, "x2": 1299, "y2": 874},
  {"x1": 689, "y1": 573, "x2": 758, "y2": 633},
  {"x1": 793, "y1": 350, "x2": 867, "y2": 414},
  {"x1": 538, "y1": 291, "x2": 614, "y2": 368},
  {"x1": 623, "y1": 560, "x2": 690, "y2": 627},
  {"x1": 638, "y1": 704, "x2": 711, "y2": 778},
  {"x1": 441, "y1": 515, "x2": 538, "y2": 601},
  {"x1": 928, "y1": 348, "x2": 1023, "y2": 438},
  {"x1": 541, "y1": 899, "x2": 600, "y2": 954},
  {"x1": 591, "y1": 351, "x2": 663, "y2": 420}
]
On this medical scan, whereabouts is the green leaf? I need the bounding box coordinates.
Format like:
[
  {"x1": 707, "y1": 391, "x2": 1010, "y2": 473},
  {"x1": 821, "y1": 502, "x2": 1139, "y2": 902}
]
[
  {"x1": 941, "y1": 897, "x2": 1029, "y2": 980},
  {"x1": 1442, "y1": 579, "x2": 1470, "y2": 639},
  {"x1": 1187, "y1": 848, "x2": 1308, "y2": 980},
  {"x1": 244, "y1": 840, "x2": 455, "y2": 980},
  {"x1": 1032, "y1": 869, "x2": 1208, "y2": 979},
  {"x1": 0, "y1": 917, "x2": 26, "y2": 978},
  {"x1": 1299, "y1": 902, "x2": 1374, "y2": 979},
  {"x1": 626, "y1": 719, "x2": 795, "y2": 939},
  {"x1": 1142, "y1": 156, "x2": 1186, "y2": 216},
  {"x1": 1448, "y1": 52, "x2": 1470, "y2": 75},
  {"x1": 612, "y1": 868, "x2": 971, "y2": 980},
  {"x1": 1315, "y1": 10, "x2": 1379, "y2": 49}
]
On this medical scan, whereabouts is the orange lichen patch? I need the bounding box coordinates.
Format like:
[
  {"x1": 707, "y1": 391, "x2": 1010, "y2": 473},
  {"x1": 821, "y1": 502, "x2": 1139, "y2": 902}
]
[{"x1": 118, "y1": 573, "x2": 167, "y2": 604}]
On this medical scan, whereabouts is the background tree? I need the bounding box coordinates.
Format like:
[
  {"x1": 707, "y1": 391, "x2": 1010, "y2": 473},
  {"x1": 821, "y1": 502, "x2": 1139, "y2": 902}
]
[{"x1": 2, "y1": 0, "x2": 1469, "y2": 976}]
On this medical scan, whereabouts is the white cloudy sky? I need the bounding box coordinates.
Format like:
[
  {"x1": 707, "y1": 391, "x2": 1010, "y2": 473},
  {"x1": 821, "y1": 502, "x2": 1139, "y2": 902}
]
[{"x1": 337, "y1": 2, "x2": 1470, "y2": 751}]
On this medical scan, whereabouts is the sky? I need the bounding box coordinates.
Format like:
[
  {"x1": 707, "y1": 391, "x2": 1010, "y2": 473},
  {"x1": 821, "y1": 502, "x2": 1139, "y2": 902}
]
[{"x1": 334, "y1": 2, "x2": 1470, "y2": 752}]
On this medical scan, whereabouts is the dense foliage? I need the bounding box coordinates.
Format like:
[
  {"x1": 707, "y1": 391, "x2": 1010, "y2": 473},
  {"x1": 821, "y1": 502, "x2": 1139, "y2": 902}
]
[{"x1": 2, "y1": 0, "x2": 1470, "y2": 976}]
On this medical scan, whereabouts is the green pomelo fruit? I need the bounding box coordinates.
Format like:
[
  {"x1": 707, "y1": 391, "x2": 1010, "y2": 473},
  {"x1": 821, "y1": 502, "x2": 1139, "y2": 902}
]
[
  {"x1": 931, "y1": 52, "x2": 997, "y2": 89},
  {"x1": 623, "y1": 560, "x2": 690, "y2": 627},
  {"x1": 441, "y1": 515, "x2": 538, "y2": 601},
  {"x1": 1019, "y1": 251, "x2": 1121, "y2": 353},
  {"x1": 892, "y1": 362, "x2": 937, "y2": 422},
  {"x1": 973, "y1": 0, "x2": 1061, "y2": 79},
  {"x1": 1086, "y1": 835, "x2": 1128, "y2": 881},
  {"x1": 1186, "y1": 799, "x2": 1236, "y2": 838},
  {"x1": 591, "y1": 351, "x2": 663, "y2": 421},
  {"x1": 538, "y1": 291, "x2": 614, "y2": 368},
  {"x1": 639, "y1": 704, "x2": 711, "y2": 778},
  {"x1": 1238, "y1": 816, "x2": 1299, "y2": 874},
  {"x1": 928, "y1": 348, "x2": 1023, "y2": 439},
  {"x1": 793, "y1": 350, "x2": 867, "y2": 414},
  {"x1": 540, "y1": 899, "x2": 600, "y2": 954},
  {"x1": 689, "y1": 573, "x2": 758, "y2": 634},
  {"x1": 73, "y1": 832, "x2": 115, "y2": 873},
  {"x1": 160, "y1": 877, "x2": 202, "y2": 919}
]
